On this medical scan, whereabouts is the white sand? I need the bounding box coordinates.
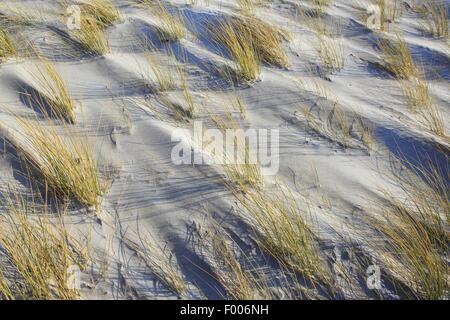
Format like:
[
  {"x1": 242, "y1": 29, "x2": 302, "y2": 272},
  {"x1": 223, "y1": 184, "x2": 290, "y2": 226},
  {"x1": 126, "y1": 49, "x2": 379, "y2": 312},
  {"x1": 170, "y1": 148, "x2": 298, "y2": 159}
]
[{"x1": 0, "y1": 0, "x2": 448, "y2": 299}]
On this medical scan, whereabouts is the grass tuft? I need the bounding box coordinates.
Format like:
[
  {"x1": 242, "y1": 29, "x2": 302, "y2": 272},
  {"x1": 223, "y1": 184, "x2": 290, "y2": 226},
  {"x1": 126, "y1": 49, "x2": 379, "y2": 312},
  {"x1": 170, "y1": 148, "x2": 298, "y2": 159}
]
[
  {"x1": 0, "y1": 191, "x2": 88, "y2": 299},
  {"x1": 368, "y1": 159, "x2": 449, "y2": 299},
  {"x1": 208, "y1": 15, "x2": 290, "y2": 81},
  {"x1": 317, "y1": 35, "x2": 345, "y2": 72},
  {"x1": 420, "y1": 0, "x2": 448, "y2": 38},
  {"x1": 6, "y1": 115, "x2": 105, "y2": 208},
  {"x1": 123, "y1": 235, "x2": 187, "y2": 297},
  {"x1": 209, "y1": 18, "x2": 261, "y2": 82},
  {"x1": 298, "y1": 102, "x2": 373, "y2": 152},
  {"x1": 233, "y1": 185, "x2": 329, "y2": 286},
  {"x1": 0, "y1": 28, "x2": 16, "y2": 62},
  {"x1": 377, "y1": 34, "x2": 418, "y2": 79},
  {"x1": 80, "y1": 0, "x2": 122, "y2": 28},
  {"x1": 29, "y1": 54, "x2": 77, "y2": 123},
  {"x1": 72, "y1": 16, "x2": 110, "y2": 55},
  {"x1": 140, "y1": 0, "x2": 186, "y2": 41}
]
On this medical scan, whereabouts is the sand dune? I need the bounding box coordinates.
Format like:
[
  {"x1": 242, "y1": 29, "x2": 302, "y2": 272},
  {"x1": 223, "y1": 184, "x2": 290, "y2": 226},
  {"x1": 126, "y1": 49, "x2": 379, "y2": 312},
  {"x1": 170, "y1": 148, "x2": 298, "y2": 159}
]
[{"x1": 0, "y1": 0, "x2": 448, "y2": 300}]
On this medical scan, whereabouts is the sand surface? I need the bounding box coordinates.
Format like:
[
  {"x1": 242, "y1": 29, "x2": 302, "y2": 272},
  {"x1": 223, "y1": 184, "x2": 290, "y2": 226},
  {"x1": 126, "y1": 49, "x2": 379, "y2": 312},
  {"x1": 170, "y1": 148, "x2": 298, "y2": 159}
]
[{"x1": 0, "y1": 0, "x2": 448, "y2": 299}]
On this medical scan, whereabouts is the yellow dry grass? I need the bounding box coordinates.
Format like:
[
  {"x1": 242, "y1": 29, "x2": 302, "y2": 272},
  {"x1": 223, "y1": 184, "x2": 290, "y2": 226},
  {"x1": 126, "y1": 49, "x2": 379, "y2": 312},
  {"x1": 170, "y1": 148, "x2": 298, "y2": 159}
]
[
  {"x1": 317, "y1": 35, "x2": 345, "y2": 72},
  {"x1": 210, "y1": 111, "x2": 263, "y2": 189},
  {"x1": 232, "y1": 185, "x2": 329, "y2": 286},
  {"x1": 80, "y1": 0, "x2": 122, "y2": 28},
  {"x1": 209, "y1": 18, "x2": 261, "y2": 82},
  {"x1": 29, "y1": 54, "x2": 77, "y2": 123},
  {"x1": 140, "y1": 0, "x2": 186, "y2": 41},
  {"x1": 377, "y1": 34, "x2": 418, "y2": 79},
  {"x1": 209, "y1": 14, "x2": 290, "y2": 81},
  {"x1": 416, "y1": 0, "x2": 449, "y2": 38},
  {"x1": 0, "y1": 28, "x2": 16, "y2": 62},
  {"x1": 123, "y1": 235, "x2": 187, "y2": 297},
  {"x1": 0, "y1": 191, "x2": 88, "y2": 299},
  {"x1": 73, "y1": 16, "x2": 110, "y2": 55},
  {"x1": 8, "y1": 115, "x2": 105, "y2": 209},
  {"x1": 368, "y1": 159, "x2": 449, "y2": 299}
]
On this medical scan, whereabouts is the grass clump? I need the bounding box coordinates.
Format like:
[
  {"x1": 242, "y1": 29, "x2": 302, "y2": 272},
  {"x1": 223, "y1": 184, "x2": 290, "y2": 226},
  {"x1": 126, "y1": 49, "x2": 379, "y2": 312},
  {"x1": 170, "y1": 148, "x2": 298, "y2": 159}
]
[
  {"x1": 420, "y1": 0, "x2": 448, "y2": 38},
  {"x1": 230, "y1": 15, "x2": 290, "y2": 67},
  {"x1": 369, "y1": 160, "x2": 449, "y2": 299},
  {"x1": 233, "y1": 185, "x2": 329, "y2": 286},
  {"x1": 155, "y1": 2, "x2": 186, "y2": 41},
  {"x1": 0, "y1": 3, "x2": 45, "y2": 25},
  {"x1": 0, "y1": 192, "x2": 88, "y2": 299},
  {"x1": 419, "y1": 103, "x2": 446, "y2": 138},
  {"x1": 140, "y1": 0, "x2": 186, "y2": 41},
  {"x1": 73, "y1": 16, "x2": 110, "y2": 55},
  {"x1": 298, "y1": 102, "x2": 374, "y2": 152},
  {"x1": 399, "y1": 77, "x2": 446, "y2": 137},
  {"x1": 209, "y1": 15, "x2": 290, "y2": 81},
  {"x1": 123, "y1": 235, "x2": 187, "y2": 298},
  {"x1": 9, "y1": 115, "x2": 105, "y2": 208},
  {"x1": 68, "y1": 0, "x2": 121, "y2": 55},
  {"x1": 30, "y1": 55, "x2": 77, "y2": 123},
  {"x1": 202, "y1": 219, "x2": 275, "y2": 300},
  {"x1": 377, "y1": 0, "x2": 403, "y2": 31},
  {"x1": 400, "y1": 77, "x2": 431, "y2": 112},
  {"x1": 0, "y1": 28, "x2": 16, "y2": 62},
  {"x1": 141, "y1": 51, "x2": 178, "y2": 92},
  {"x1": 237, "y1": 0, "x2": 255, "y2": 15},
  {"x1": 138, "y1": 40, "x2": 179, "y2": 92},
  {"x1": 317, "y1": 36, "x2": 345, "y2": 72},
  {"x1": 80, "y1": 0, "x2": 122, "y2": 28},
  {"x1": 210, "y1": 111, "x2": 263, "y2": 189},
  {"x1": 209, "y1": 18, "x2": 261, "y2": 82},
  {"x1": 377, "y1": 34, "x2": 418, "y2": 79},
  {"x1": 310, "y1": 0, "x2": 335, "y2": 15}
]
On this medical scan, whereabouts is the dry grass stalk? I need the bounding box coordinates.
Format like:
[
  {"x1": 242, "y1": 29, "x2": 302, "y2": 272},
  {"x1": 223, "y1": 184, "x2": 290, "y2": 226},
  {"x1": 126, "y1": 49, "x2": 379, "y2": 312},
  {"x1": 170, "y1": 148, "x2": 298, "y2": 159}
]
[
  {"x1": 210, "y1": 111, "x2": 263, "y2": 189},
  {"x1": 400, "y1": 77, "x2": 432, "y2": 112},
  {"x1": 209, "y1": 15, "x2": 290, "y2": 81},
  {"x1": 8, "y1": 115, "x2": 105, "y2": 208},
  {"x1": 29, "y1": 54, "x2": 77, "y2": 123},
  {"x1": 123, "y1": 235, "x2": 187, "y2": 297},
  {"x1": 298, "y1": 103, "x2": 373, "y2": 152},
  {"x1": 65, "y1": 0, "x2": 120, "y2": 55},
  {"x1": 142, "y1": 53, "x2": 178, "y2": 91},
  {"x1": 231, "y1": 15, "x2": 290, "y2": 67},
  {"x1": 0, "y1": 3, "x2": 45, "y2": 25},
  {"x1": 400, "y1": 78, "x2": 446, "y2": 137},
  {"x1": 237, "y1": 0, "x2": 255, "y2": 15},
  {"x1": 417, "y1": 0, "x2": 449, "y2": 38},
  {"x1": 419, "y1": 103, "x2": 446, "y2": 137},
  {"x1": 209, "y1": 18, "x2": 261, "y2": 82},
  {"x1": 0, "y1": 28, "x2": 16, "y2": 62},
  {"x1": 0, "y1": 192, "x2": 88, "y2": 299},
  {"x1": 378, "y1": 0, "x2": 403, "y2": 31},
  {"x1": 368, "y1": 159, "x2": 449, "y2": 299},
  {"x1": 232, "y1": 184, "x2": 329, "y2": 286},
  {"x1": 138, "y1": 40, "x2": 179, "y2": 92},
  {"x1": 80, "y1": 0, "x2": 122, "y2": 28},
  {"x1": 310, "y1": 0, "x2": 335, "y2": 14},
  {"x1": 73, "y1": 16, "x2": 110, "y2": 55},
  {"x1": 317, "y1": 36, "x2": 345, "y2": 71},
  {"x1": 204, "y1": 221, "x2": 273, "y2": 299},
  {"x1": 377, "y1": 34, "x2": 418, "y2": 79},
  {"x1": 140, "y1": 0, "x2": 186, "y2": 41}
]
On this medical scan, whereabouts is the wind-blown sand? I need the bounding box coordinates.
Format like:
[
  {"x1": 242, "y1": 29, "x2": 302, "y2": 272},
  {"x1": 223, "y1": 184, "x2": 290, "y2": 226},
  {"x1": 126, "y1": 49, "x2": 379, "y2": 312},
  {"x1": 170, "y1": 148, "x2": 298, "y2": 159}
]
[{"x1": 0, "y1": 0, "x2": 448, "y2": 299}]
